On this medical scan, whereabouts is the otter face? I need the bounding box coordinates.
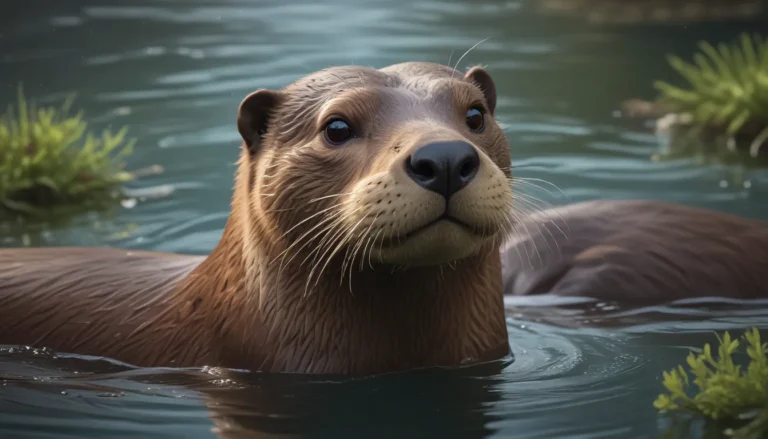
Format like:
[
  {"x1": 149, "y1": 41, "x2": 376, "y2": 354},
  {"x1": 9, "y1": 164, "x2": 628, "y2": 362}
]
[{"x1": 236, "y1": 62, "x2": 513, "y2": 270}]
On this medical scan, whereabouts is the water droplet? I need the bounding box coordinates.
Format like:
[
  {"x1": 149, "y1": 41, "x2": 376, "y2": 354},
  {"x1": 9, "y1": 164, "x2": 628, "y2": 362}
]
[{"x1": 61, "y1": 391, "x2": 68, "y2": 395}]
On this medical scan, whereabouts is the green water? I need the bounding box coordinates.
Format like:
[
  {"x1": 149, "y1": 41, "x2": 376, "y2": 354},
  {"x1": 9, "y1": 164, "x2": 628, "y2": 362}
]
[{"x1": 2, "y1": 1, "x2": 768, "y2": 438}]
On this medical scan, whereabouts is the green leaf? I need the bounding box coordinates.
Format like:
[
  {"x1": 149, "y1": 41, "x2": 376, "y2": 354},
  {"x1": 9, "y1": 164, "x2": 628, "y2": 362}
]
[
  {"x1": 0, "y1": 197, "x2": 42, "y2": 214},
  {"x1": 34, "y1": 176, "x2": 61, "y2": 193},
  {"x1": 727, "y1": 109, "x2": 751, "y2": 135}
]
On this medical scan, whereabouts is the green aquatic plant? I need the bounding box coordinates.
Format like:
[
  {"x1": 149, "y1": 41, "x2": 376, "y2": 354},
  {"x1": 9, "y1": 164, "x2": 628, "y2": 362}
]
[
  {"x1": 655, "y1": 328, "x2": 768, "y2": 438},
  {"x1": 654, "y1": 33, "x2": 768, "y2": 158},
  {"x1": 0, "y1": 87, "x2": 136, "y2": 216}
]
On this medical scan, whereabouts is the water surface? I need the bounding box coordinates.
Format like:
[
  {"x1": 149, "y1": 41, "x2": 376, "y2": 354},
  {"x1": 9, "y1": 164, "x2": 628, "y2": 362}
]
[{"x1": 2, "y1": 0, "x2": 768, "y2": 438}]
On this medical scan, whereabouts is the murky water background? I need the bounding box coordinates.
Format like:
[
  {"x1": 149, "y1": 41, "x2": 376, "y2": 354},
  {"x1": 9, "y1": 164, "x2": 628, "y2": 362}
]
[{"x1": 2, "y1": 0, "x2": 768, "y2": 438}]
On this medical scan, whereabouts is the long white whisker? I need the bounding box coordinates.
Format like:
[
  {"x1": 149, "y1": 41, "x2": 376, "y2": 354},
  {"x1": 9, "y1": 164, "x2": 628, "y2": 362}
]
[
  {"x1": 451, "y1": 37, "x2": 491, "y2": 78},
  {"x1": 306, "y1": 208, "x2": 372, "y2": 294},
  {"x1": 308, "y1": 191, "x2": 357, "y2": 204}
]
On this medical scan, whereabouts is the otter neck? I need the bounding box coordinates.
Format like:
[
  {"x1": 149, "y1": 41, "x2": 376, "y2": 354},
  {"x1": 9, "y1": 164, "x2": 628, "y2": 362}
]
[{"x1": 199, "y1": 161, "x2": 510, "y2": 375}]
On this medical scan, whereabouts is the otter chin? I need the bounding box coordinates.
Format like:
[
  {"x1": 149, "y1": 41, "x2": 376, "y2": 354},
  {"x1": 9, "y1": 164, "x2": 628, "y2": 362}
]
[{"x1": 374, "y1": 219, "x2": 479, "y2": 265}]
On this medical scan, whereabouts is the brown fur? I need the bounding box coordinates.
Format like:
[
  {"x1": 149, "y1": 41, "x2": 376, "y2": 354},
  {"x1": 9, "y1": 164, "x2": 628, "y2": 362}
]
[
  {"x1": 0, "y1": 62, "x2": 512, "y2": 375},
  {"x1": 501, "y1": 199, "x2": 768, "y2": 303}
]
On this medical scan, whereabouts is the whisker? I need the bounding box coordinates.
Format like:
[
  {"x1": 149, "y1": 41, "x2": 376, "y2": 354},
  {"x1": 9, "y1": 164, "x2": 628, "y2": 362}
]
[
  {"x1": 512, "y1": 191, "x2": 570, "y2": 239},
  {"x1": 367, "y1": 229, "x2": 385, "y2": 271},
  {"x1": 309, "y1": 223, "x2": 357, "y2": 295},
  {"x1": 451, "y1": 37, "x2": 491, "y2": 78},
  {"x1": 269, "y1": 203, "x2": 347, "y2": 267},
  {"x1": 513, "y1": 177, "x2": 569, "y2": 200},
  {"x1": 308, "y1": 191, "x2": 356, "y2": 204},
  {"x1": 300, "y1": 219, "x2": 354, "y2": 297},
  {"x1": 274, "y1": 210, "x2": 345, "y2": 283},
  {"x1": 306, "y1": 223, "x2": 364, "y2": 296},
  {"x1": 374, "y1": 226, "x2": 389, "y2": 267},
  {"x1": 301, "y1": 206, "x2": 367, "y2": 274},
  {"x1": 305, "y1": 208, "x2": 371, "y2": 294},
  {"x1": 505, "y1": 210, "x2": 535, "y2": 270},
  {"x1": 357, "y1": 216, "x2": 381, "y2": 272},
  {"x1": 511, "y1": 198, "x2": 557, "y2": 255},
  {"x1": 274, "y1": 203, "x2": 364, "y2": 282},
  {"x1": 331, "y1": 73, "x2": 354, "y2": 89}
]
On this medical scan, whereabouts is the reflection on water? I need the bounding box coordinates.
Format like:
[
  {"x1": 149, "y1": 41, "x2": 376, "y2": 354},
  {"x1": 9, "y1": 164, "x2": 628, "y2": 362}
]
[{"x1": 2, "y1": 0, "x2": 768, "y2": 438}]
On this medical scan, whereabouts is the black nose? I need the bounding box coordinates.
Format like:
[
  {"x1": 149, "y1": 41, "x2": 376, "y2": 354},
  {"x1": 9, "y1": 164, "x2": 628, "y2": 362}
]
[{"x1": 405, "y1": 141, "x2": 480, "y2": 199}]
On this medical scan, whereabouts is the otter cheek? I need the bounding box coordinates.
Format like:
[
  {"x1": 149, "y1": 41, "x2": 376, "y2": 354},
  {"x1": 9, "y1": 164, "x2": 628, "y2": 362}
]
[{"x1": 448, "y1": 151, "x2": 513, "y2": 237}]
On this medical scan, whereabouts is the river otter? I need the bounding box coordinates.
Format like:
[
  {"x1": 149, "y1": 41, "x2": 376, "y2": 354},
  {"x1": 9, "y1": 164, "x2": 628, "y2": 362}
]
[
  {"x1": 1, "y1": 62, "x2": 766, "y2": 375},
  {"x1": 0, "y1": 62, "x2": 513, "y2": 375}
]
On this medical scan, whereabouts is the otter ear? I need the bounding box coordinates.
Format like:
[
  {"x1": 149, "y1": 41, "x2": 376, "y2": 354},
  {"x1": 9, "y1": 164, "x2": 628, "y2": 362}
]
[
  {"x1": 464, "y1": 66, "x2": 497, "y2": 115},
  {"x1": 237, "y1": 89, "x2": 283, "y2": 154}
]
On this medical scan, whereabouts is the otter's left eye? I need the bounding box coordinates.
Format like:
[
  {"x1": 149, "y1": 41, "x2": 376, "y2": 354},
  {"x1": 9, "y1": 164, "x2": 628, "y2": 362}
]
[
  {"x1": 465, "y1": 107, "x2": 485, "y2": 133},
  {"x1": 324, "y1": 119, "x2": 354, "y2": 145}
]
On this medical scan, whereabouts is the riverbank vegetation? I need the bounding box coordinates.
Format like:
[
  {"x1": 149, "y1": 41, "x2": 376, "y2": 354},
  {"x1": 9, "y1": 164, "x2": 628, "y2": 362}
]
[
  {"x1": 655, "y1": 328, "x2": 768, "y2": 439},
  {"x1": 624, "y1": 33, "x2": 768, "y2": 166},
  {"x1": 0, "y1": 88, "x2": 137, "y2": 217},
  {"x1": 655, "y1": 33, "x2": 768, "y2": 158}
]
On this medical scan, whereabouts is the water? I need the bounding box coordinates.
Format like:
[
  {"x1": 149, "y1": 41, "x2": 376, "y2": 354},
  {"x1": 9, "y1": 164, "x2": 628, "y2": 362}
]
[{"x1": 2, "y1": 0, "x2": 768, "y2": 438}]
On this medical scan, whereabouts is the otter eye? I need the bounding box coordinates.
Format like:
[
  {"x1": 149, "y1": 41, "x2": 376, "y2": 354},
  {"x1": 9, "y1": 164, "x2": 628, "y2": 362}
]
[
  {"x1": 465, "y1": 107, "x2": 485, "y2": 133},
  {"x1": 323, "y1": 119, "x2": 354, "y2": 145}
]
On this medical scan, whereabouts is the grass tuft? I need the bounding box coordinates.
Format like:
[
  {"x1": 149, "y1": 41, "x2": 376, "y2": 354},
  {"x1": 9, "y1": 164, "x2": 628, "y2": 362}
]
[
  {"x1": 654, "y1": 33, "x2": 768, "y2": 158},
  {"x1": 0, "y1": 86, "x2": 136, "y2": 216}
]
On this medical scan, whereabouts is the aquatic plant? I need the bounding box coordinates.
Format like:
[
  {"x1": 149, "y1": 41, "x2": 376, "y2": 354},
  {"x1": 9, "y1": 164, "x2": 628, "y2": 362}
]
[
  {"x1": 0, "y1": 87, "x2": 136, "y2": 216},
  {"x1": 655, "y1": 328, "x2": 768, "y2": 438},
  {"x1": 654, "y1": 33, "x2": 768, "y2": 158}
]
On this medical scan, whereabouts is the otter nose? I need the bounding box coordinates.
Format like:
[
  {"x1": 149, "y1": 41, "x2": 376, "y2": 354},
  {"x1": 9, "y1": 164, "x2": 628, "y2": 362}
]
[{"x1": 405, "y1": 141, "x2": 480, "y2": 199}]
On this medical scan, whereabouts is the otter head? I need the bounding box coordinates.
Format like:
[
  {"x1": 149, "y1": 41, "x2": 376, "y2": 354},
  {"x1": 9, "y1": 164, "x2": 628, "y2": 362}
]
[{"x1": 235, "y1": 62, "x2": 513, "y2": 274}]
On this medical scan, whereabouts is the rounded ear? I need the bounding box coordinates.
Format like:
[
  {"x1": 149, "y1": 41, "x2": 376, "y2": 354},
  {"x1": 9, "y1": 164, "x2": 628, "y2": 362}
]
[
  {"x1": 464, "y1": 66, "x2": 497, "y2": 115},
  {"x1": 237, "y1": 89, "x2": 283, "y2": 154}
]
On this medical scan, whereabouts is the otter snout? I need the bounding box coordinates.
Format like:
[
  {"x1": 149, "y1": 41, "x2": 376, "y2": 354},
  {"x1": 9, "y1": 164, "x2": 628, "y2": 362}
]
[{"x1": 405, "y1": 141, "x2": 480, "y2": 199}]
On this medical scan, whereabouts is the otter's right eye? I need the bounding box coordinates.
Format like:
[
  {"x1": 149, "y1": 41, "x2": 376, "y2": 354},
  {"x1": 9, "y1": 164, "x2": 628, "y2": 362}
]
[{"x1": 323, "y1": 119, "x2": 354, "y2": 145}]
